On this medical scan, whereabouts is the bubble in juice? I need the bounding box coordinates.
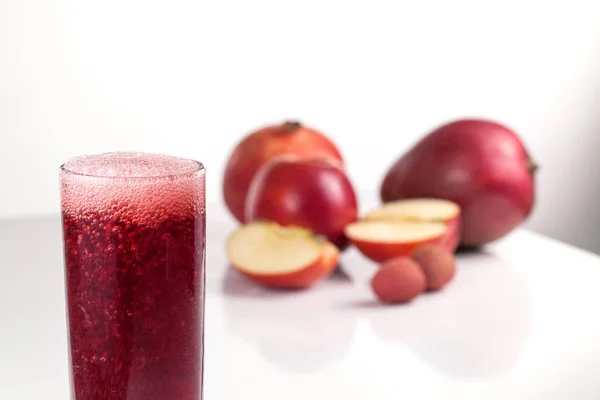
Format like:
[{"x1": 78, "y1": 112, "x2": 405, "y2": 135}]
[{"x1": 60, "y1": 152, "x2": 205, "y2": 400}]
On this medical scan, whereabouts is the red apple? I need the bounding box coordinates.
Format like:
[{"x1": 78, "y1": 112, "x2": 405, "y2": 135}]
[
  {"x1": 364, "y1": 198, "x2": 461, "y2": 252},
  {"x1": 380, "y1": 118, "x2": 537, "y2": 246},
  {"x1": 226, "y1": 221, "x2": 340, "y2": 289},
  {"x1": 223, "y1": 120, "x2": 344, "y2": 223},
  {"x1": 245, "y1": 157, "x2": 358, "y2": 250},
  {"x1": 344, "y1": 220, "x2": 448, "y2": 263}
]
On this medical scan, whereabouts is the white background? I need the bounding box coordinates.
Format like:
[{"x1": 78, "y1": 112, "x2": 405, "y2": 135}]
[{"x1": 2, "y1": 0, "x2": 600, "y2": 253}]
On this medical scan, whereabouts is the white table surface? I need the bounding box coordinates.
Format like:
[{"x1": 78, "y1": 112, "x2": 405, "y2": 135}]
[{"x1": 2, "y1": 202, "x2": 600, "y2": 399}]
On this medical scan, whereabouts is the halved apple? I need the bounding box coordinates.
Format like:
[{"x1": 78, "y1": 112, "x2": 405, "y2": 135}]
[
  {"x1": 344, "y1": 220, "x2": 448, "y2": 263},
  {"x1": 364, "y1": 198, "x2": 461, "y2": 252},
  {"x1": 226, "y1": 221, "x2": 340, "y2": 289}
]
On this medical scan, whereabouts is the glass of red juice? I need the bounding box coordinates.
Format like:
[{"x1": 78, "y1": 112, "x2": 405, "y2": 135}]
[{"x1": 59, "y1": 152, "x2": 206, "y2": 400}]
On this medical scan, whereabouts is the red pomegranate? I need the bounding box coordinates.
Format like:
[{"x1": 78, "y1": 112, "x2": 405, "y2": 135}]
[{"x1": 223, "y1": 120, "x2": 343, "y2": 223}]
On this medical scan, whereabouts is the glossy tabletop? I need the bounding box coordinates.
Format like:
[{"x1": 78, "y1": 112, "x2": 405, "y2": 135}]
[{"x1": 1, "y1": 203, "x2": 600, "y2": 399}]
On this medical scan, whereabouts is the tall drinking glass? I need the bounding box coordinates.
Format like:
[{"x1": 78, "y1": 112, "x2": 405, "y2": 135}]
[{"x1": 59, "y1": 152, "x2": 206, "y2": 400}]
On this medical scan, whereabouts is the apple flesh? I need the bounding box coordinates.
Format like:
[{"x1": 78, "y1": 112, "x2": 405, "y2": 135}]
[
  {"x1": 344, "y1": 220, "x2": 448, "y2": 263},
  {"x1": 226, "y1": 221, "x2": 340, "y2": 289},
  {"x1": 223, "y1": 120, "x2": 344, "y2": 223},
  {"x1": 364, "y1": 198, "x2": 460, "y2": 252},
  {"x1": 380, "y1": 118, "x2": 536, "y2": 246},
  {"x1": 245, "y1": 156, "x2": 358, "y2": 250}
]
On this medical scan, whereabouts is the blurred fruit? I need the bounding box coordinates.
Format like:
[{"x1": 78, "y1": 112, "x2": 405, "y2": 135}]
[
  {"x1": 380, "y1": 118, "x2": 537, "y2": 246},
  {"x1": 371, "y1": 257, "x2": 426, "y2": 304},
  {"x1": 226, "y1": 221, "x2": 339, "y2": 289},
  {"x1": 223, "y1": 120, "x2": 344, "y2": 223},
  {"x1": 364, "y1": 198, "x2": 461, "y2": 252},
  {"x1": 368, "y1": 253, "x2": 530, "y2": 379},
  {"x1": 246, "y1": 157, "x2": 358, "y2": 250},
  {"x1": 344, "y1": 220, "x2": 448, "y2": 262},
  {"x1": 411, "y1": 244, "x2": 456, "y2": 291}
]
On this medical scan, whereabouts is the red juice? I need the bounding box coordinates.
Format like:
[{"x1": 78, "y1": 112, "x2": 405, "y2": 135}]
[{"x1": 60, "y1": 153, "x2": 206, "y2": 400}]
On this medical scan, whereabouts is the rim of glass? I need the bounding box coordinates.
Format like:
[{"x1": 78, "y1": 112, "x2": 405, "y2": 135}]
[{"x1": 59, "y1": 152, "x2": 205, "y2": 180}]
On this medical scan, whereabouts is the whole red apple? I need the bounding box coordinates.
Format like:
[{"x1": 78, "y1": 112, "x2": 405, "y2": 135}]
[
  {"x1": 380, "y1": 118, "x2": 537, "y2": 246},
  {"x1": 246, "y1": 156, "x2": 358, "y2": 250},
  {"x1": 223, "y1": 120, "x2": 344, "y2": 223}
]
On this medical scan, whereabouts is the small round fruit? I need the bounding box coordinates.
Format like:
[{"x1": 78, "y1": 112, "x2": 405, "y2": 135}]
[
  {"x1": 371, "y1": 257, "x2": 426, "y2": 304},
  {"x1": 411, "y1": 244, "x2": 456, "y2": 291}
]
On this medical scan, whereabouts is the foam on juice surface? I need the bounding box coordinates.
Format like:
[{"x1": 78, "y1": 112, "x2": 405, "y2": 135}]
[
  {"x1": 60, "y1": 152, "x2": 205, "y2": 224},
  {"x1": 61, "y1": 152, "x2": 206, "y2": 399}
]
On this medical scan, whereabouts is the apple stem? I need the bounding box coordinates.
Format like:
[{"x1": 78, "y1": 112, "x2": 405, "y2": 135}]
[
  {"x1": 527, "y1": 159, "x2": 539, "y2": 175},
  {"x1": 282, "y1": 120, "x2": 302, "y2": 133}
]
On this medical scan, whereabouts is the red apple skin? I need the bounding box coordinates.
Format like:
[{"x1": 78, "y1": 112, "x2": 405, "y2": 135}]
[
  {"x1": 246, "y1": 157, "x2": 359, "y2": 250},
  {"x1": 380, "y1": 118, "x2": 536, "y2": 246},
  {"x1": 364, "y1": 203, "x2": 461, "y2": 253},
  {"x1": 223, "y1": 120, "x2": 344, "y2": 224},
  {"x1": 234, "y1": 242, "x2": 340, "y2": 290},
  {"x1": 442, "y1": 215, "x2": 460, "y2": 253},
  {"x1": 349, "y1": 233, "x2": 446, "y2": 263}
]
